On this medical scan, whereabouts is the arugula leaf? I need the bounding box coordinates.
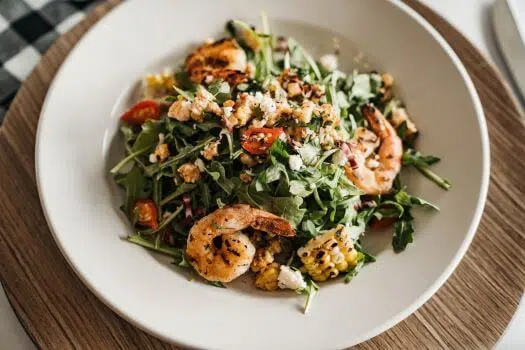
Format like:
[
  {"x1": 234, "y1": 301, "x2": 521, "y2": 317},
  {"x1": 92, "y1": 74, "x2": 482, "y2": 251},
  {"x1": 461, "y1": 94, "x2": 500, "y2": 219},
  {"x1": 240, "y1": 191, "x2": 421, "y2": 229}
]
[
  {"x1": 196, "y1": 120, "x2": 222, "y2": 132},
  {"x1": 161, "y1": 183, "x2": 197, "y2": 206},
  {"x1": 167, "y1": 119, "x2": 197, "y2": 137},
  {"x1": 289, "y1": 180, "x2": 314, "y2": 197},
  {"x1": 132, "y1": 120, "x2": 163, "y2": 152},
  {"x1": 354, "y1": 242, "x2": 376, "y2": 263},
  {"x1": 301, "y1": 220, "x2": 317, "y2": 238},
  {"x1": 299, "y1": 278, "x2": 319, "y2": 314},
  {"x1": 120, "y1": 124, "x2": 137, "y2": 142},
  {"x1": 394, "y1": 190, "x2": 439, "y2": 211},
  {"x1": 374, "y1": 200, "x2": 404, "y2": 220},
  {"x1": 208, "y1": 161, "x2": 235, "y2": 195},
  {"x1": 403, "y1": 149, "x2": 451, "y2": 190},
  {"x1": 207, "y1": 281, "x2": 226, "y2": 288},
  {"x1": 344, "y1": 252, "x2": 365, "y2": 283},
  {"x1": 265, "y1": 163, "x2": 288, "y2": 183},
  {"x1": 110, "y1": 146, "x2": 151, "y2": 174},
  {"x1": 116, "y1": 166, "x2": 151, "y2": 213},
  {"x1": 127, "y1": 233, "x2": 184, "y2": 257},
  {"x1": 173, "y1": 252, "x2": 191, "y2": 268},
  {"x1": 198, "y1": 181, "x2": 211, "y2": 213},
  {"x1": 139, "y1": 205, "x2": 184, "y2": 235},
  {"x1": 269, "y1": 139, "x2": 290, "y2": 162},
  {"x1": 392, "y1": 217, "x2": 415, "y2": 253},
  {"x1": 287, "y1": 37, "x2": 322, "y2": 80},
  {"x1": 259, "y1": 195, "x2": 306, "y2": 228},
  {"x1": 173, "y1": 86, "x2": 194, "y2": 101},
  {"x1": 145, "y1": 136, "x2": 215, "y2": 175},
  {"x1": 295, "y1": 143, "x2": 320, "y2": 165}
]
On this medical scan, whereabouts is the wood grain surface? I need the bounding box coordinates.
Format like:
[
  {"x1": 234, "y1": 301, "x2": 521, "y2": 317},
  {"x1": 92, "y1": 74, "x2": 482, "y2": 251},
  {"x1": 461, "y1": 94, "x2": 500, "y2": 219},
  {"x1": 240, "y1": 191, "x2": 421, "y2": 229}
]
[{"x1": 0, "y1": 0, "x2": 524, "y2": 349}]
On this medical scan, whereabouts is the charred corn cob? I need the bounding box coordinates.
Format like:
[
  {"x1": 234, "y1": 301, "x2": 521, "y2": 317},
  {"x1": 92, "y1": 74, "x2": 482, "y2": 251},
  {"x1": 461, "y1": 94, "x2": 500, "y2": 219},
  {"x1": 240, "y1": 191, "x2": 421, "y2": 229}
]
[
  {"x1": 143, "y1": 70, "x2": 175, "y2": 99},
  {"x1": 297, "y1": 224, "x2": 359, "y2": 282},
  {"x1": 254, "y1": 263, "x2": 280, "y2": 291}
]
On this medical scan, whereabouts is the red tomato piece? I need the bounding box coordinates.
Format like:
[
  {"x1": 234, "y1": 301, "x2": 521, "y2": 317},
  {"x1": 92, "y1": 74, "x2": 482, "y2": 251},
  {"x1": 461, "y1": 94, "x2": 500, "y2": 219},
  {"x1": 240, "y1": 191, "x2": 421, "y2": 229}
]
[
  {"x1": 133, "y1": 199, "x2": 158, "y2": 229},
  {"x1": 241, "y1": 127, "x2": 283, "y2": 155},
  {"x1": 121, "y1": 100, "x2": 161, "y2": 125}
]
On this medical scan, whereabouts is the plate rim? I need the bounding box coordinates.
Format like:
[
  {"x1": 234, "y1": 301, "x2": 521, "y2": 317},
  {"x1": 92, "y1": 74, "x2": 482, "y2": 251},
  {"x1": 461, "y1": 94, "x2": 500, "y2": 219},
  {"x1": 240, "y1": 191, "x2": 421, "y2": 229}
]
[{"x1": 33, "y1": 0, "x2": 490, "y2": 348}]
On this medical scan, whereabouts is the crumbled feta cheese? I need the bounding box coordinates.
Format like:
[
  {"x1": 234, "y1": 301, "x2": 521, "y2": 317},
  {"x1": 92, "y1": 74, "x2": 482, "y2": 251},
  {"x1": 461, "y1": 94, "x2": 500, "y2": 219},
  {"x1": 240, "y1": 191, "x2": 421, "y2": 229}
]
[
  {"x1": 254, "y1": 91, "x2": 264, "y2": 104},
  {"x1": 278, "y1": 266, "x2": 307, "y2": 290},
  {"x1": 194, "y1": 158, "x2": 206, "y2": 172},
  {"x1": 260, "y1": 95, "x2": 276, "y2": 114},
  {"x1": 149, "y1": 153, "x2": 158, "y2": 163},
  {"x1": 288, "y1": 154, "x2": 304, "y2": 171},
  {"x1": 350, "y1": 74, "x2": 373, "y2": 100},
  {"x1": 219, "y1": 82, "x2": 230, "y2": 94},
  {"x1": 223, "y1": 106, "x2": 233, "y2": 118},
  {"x1": 331, "y1": 150, "x2": 347, "y2": 166},
  {"x1": 204, "y1": 75, "x2": 214, "y2": 84},
  {"x1": 320, "y1": 54, "x2": 338, "y2": 72}
]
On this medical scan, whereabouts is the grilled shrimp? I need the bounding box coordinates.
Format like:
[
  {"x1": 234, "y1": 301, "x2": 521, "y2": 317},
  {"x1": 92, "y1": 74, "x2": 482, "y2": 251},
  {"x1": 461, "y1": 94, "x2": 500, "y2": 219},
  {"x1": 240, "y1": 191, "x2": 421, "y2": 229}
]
[
  {"x1": 185, "y1": 204, "x2": 295, "y2": 283},
  {"x1": 345, "y1": 104, "x2": 403, "y2": 195},
  {"x1": 185, "y1": 39, "x2": 248, "y2": 84}
]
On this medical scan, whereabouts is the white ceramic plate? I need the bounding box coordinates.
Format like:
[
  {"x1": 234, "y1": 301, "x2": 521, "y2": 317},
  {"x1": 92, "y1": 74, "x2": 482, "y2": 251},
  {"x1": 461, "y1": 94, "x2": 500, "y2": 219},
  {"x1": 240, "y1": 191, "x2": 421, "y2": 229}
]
[{"x1": 36, "y1": 0, "x2": 489, "y2": 349}]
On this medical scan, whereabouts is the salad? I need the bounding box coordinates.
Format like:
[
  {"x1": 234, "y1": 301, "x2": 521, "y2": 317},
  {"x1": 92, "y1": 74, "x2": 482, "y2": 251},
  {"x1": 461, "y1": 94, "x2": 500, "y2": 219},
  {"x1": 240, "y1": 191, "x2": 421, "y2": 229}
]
[{"x1": 111, "y1": 15, "x2": 450, "y2": 313}]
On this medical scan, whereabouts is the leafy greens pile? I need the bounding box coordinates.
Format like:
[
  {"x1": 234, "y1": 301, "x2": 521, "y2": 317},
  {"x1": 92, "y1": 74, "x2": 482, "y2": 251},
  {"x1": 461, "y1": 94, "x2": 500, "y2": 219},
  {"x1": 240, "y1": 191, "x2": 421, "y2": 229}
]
[{"x1": 111, "y1": 14, "x2": 450, "y2": 306}]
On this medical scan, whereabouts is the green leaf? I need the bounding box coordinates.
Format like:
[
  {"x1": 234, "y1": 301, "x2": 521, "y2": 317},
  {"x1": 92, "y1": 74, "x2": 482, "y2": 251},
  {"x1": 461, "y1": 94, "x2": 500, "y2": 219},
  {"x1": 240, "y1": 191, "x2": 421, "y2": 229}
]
[
  {"x1": 260, "y1": 195, "x2": 306, "y2": 228},
  {"x1": 116, "y1": 166, "x2": 151, "y2": 213},
  {"x1": 132, "y1": 120, "x2": 163, "y2": 152},
  {"x1": 374, "y1": 200, "x2": 404, "y2": 220},
  {"x1": 167, "y1": 119, "x2": 197, "y2": 137},
  {"x1": 207, "y1": 281, "x2": 226, "y2": 288},
  {"x1": 394, "y1": 190, "x2": 439, "y2": 211},
  {"x1": 269, "y1": 139, "x2": 290, "y2": 162},
  {"x1": 139, "y1": 205, "x2": 184, "y2": 235},
  {"x1": 295, "y1": 143, "x2": 320, "y2": 165},
  {"x1": 144, "y1": 137, "x2": 216, "y2": 175},
  {"x1": 120, "y1": 124, "x2": 137, "y2": 142},
  {"x1": 289, "y1": 180, "x2": 314, "y2": 197},
  {"x1": 127, "y1": 234, "x2": 184, "y2": 257},
  {"x1": 198, "y1": 181, "x2": 211, "y2": 213},
  {"x1": 301, "y1": 220, "x2": 317, "y2": 238},
  {"x1": 392, "y1": 218, "x2": 415, "y2": 253},
  {"x1": 226, "y1": 20, "x2": 262, "y2": 52},
  {"x1": 287, "y1": 37, "x2": 322, "y2": 80},
  {"x1": 209, "y1": 161, "x2": 235, "y2": 195},
  {"x1": 344, "y1": 252, "x2": 365, "y2": 283},
  {"x1": 161, "y1": 183, "x2": 197, "y2": 206},
  {"x1": 110, "y1": 146, "x2": 150, "y2": 174},
  {"x1": 173, "y1": 86, "x2": 194, "y2": 101},
  {"x1": 402, "y1": 149, "x2": 450, "y2": 190},
  {"x1": 196, "y1": 120, "x2": 222, "y2": 132},
  {"x1": 354, "y1": 242, "x2": 376, "y2": 263},
  {"x1": 300, "y1": 278, "x2": 319, "y2": 314}
]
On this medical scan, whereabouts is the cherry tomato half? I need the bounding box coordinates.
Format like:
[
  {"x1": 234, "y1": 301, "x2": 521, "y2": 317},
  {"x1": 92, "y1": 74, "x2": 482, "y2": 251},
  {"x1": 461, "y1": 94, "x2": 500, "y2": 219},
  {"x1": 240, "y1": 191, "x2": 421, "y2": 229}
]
[
  {"x1": 121, "y1": 100, "x2": 161, "y2": 125},
  {"x1": 132, "y1": 199, "x2": 158, "y2": 229},
  {"x1": 241, "y1": 127, "x2": 283, "y2": 155}
]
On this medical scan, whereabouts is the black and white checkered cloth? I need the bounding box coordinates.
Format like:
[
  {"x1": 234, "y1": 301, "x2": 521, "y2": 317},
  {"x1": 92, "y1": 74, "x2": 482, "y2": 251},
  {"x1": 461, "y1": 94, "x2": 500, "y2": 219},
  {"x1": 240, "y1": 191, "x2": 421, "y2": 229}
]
[{"x1": 0, "y1": 0, "x2": 102, "y2": 123}]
